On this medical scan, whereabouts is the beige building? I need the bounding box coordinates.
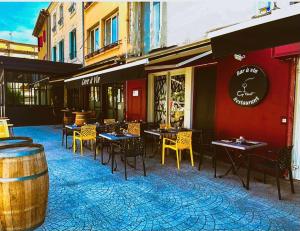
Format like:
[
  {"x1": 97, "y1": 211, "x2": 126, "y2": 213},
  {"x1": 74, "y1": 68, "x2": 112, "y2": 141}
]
[
  {"x1": 0, "y1": 39, "x2": 38, "y2": 59},
  {"x1": 48, "y1": 2, "x2": 83, "y2": 64}
]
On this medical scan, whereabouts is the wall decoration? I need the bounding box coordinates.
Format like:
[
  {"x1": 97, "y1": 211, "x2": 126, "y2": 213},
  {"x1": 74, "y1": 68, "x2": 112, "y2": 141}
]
[{"x1": 229, "y1": 65, "x2": 268, "y2": 107}]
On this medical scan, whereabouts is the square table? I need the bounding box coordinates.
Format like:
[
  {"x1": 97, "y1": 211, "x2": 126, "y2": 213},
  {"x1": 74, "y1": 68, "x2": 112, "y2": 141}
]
[
  {"x1": 97, "y1": 133, "x2": 139, "y2": 171},
  {"x1": 212, "y1": 139, "x2": 267, "y2": 189}
]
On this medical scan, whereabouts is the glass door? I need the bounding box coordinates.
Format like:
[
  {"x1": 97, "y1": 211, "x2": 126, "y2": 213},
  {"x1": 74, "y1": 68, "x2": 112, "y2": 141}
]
[{"x1": 154, "y1": 73, "x2": 185, "y2": 127}]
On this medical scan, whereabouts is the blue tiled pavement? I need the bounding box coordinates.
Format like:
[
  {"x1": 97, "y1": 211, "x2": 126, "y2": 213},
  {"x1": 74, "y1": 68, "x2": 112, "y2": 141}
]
[{"x1": 14, "y1": 125, "x2": 300, "y2": 231}]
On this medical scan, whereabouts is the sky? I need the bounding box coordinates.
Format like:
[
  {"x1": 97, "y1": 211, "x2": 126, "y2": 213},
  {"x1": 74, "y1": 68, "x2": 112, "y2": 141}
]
[
  {"x1": 0, "y1": 0, "x2": 292, "y2": 46},
  {"x1": 0, "y1": 2, "x2": 49, "y2": 44}
]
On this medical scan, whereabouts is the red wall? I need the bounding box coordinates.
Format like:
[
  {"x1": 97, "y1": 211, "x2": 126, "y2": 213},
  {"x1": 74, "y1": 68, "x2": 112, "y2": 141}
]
[
  {"x1": 215, "y1": 48, "x2": 294, "y2": 147},
  {"x1": 126, "y1": 79, "x2": 147, "y2": 121}
]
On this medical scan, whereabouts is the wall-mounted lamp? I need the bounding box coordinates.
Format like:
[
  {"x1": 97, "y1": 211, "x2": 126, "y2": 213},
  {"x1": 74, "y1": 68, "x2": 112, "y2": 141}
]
[{"x1": 234, "y1": 54, "x2": 246, "y2": 61}]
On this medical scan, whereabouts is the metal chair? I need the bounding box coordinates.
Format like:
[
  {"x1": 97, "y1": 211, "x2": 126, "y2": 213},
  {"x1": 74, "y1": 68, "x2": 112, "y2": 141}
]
[
  {"x1": 127, "y1": 122, "x2": 140, "y2": 136},
  {"x1": 112, "y1": 137, "x2": 146, "y2": 180},
  {"x1": 162, "y1": 131, "x2": 194, "y2": 170},
  {"x1": 73, "y1": 124, "x2": 96, "y2": 155},
  {"x1": 0, "y1": 119, "x2": 9, "y2": 138},
  {"x1": 247, "y1": 146, "x2": 295, "y2": 200}
]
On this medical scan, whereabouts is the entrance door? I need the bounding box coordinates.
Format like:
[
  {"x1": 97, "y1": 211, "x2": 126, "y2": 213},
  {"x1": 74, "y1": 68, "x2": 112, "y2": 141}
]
[
  {"x1": 193, "y1": 66, "x2": 217, "y2": 129},
  {"x1": 126, "y1": 79, "x2": 146, "y2": 121},
  {"x1": 103, "y1": 83, "x2": 124, "y2": 121}
]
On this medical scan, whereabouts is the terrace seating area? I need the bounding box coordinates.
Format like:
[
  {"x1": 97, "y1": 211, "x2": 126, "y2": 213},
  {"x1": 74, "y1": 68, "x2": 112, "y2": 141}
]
[{"x1": 10, "y1": 125, "x2": 300, "y2": 231}]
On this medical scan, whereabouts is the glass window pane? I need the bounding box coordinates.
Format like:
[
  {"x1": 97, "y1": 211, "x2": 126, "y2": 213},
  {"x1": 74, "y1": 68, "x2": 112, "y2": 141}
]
[
  {"x1": 95, "y1": 28, "x2": 99, "y2": 50},
  {"x1": 154, "y1": 75, "x2": 167, "y2": 124},
  {"x1": 170, "y1": 75, "x2": 185, "y2": 127},
  {"x1": 153, "y1": 2, "x2": 160, "y2": 48},
  {"x1": 112, "y1": 16, "x2": 118, "y2": 43},
  {"x1": 105, "y1": 19, "x2": 111, "y2": 46},
  {"x1": 90, "y1": 30, "x2": 95, "y2": 52},
  {"x1": 143, "y1": 2, "x2": 150, "y2": 53}
]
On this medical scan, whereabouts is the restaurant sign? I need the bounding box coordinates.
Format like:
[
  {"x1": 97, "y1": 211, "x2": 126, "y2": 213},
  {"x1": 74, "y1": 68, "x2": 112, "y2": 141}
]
[
  {"x1": 229, "y1": 65, "x2": 268, "y2": 107},
  {"x1": 81, "y1": 75, "x2": 101, "y2": 86}
]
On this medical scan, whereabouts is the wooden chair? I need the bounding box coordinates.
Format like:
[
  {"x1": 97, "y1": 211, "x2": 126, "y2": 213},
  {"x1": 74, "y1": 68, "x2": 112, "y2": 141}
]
[
  {"x1": 127, "y1": 123, "x2": 140, "y2": 136},
  {"x1": 247, "y1": 146, "x2": 295, "y2": 200},
  {"x1": 73, "y1": 125, "x2": 96, "y2": 155},
  {"x1": 104, "y1": 119, "x2": 116, "y2": 125},
  {"x1": 162, "y1": 131, "x2": 194, "y2": 170},
  {"x1": 0, "y1": 119, "x2": 9, "y2": 138}
]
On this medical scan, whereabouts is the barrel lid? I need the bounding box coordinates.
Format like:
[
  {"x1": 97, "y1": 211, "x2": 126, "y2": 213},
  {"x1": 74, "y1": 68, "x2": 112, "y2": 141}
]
[
  {"x1": 0, "y1": 145, "x2": 43, "y2": 158},
  {"x1": 0, "y1": 139, "x2": 31, "y2": 146}
]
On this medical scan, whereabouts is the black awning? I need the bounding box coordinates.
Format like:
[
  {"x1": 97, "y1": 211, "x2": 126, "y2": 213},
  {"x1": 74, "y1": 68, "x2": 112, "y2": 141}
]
[
  {"x1": 208, "y1": 8, "x2": 300, "y2": 58},
  {"x1": 65, "y1": 62, "x2": 146, "y2": 88}
]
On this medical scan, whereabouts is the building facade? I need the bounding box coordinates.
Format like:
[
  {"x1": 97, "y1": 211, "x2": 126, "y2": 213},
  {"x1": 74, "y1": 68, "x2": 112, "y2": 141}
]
[
  {"x1": 48, "y1": 2, "x2": 84, "y2": 64},
  {"x1": 33, "y1": 9, "x2": 50, "y2": 60},
  {"x1": 0, "y1": 39, "x2": 38, "y2": 59}
]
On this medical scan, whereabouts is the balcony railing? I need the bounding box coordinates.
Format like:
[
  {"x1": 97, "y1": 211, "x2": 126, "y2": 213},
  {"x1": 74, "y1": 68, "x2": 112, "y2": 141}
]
[
  {"x1": 85, "y1": 40, "x2": 120, "y2": 59},
  {"x1": 68, "y1": 3, "x2": 76, "y2": 14},
  {"x1": 52, "y1": 25, "x2": 56, "y2": 33},
  {"x1": 58, "y1": 17, "x2": 64, "y2": 26}
]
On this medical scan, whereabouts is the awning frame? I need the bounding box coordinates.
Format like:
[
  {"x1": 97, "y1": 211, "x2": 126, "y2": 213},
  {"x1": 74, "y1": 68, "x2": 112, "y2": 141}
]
[{"x1": 65, "y1": 59, "x2": 149, "y2": 83}]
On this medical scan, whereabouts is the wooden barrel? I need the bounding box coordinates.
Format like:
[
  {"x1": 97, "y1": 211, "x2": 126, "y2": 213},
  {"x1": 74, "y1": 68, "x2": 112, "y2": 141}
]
[
  {"x1": 0, "y1": 137, "x2": 33, "y2": 148},
  {"x1": 74, "y1": 112, "x2": 89, "y2": 126},
  {"x1": 0, "y1": 144, "x2": 49, "y2": 231}
]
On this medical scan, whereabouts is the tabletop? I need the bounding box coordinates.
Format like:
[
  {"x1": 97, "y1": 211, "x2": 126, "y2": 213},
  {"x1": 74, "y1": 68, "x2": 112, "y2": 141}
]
[
  {"x1": 99, "y1": 133, "x2": 139, "y2": 141},
  {"x1": 212, "y1": 139, "x2": 267, "y2": 150},
  {"x1": 144, "y1": 128, "x2": 200, "y2": 137},
  {"x1": 65, "y1": 125, "x2": 81, "y2": 130}
]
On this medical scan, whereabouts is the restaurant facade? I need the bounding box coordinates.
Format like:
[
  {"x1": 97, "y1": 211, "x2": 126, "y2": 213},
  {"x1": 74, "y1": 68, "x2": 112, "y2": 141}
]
[{"x1": 0, "y1": 56, "x2": 81, "y2": 125}]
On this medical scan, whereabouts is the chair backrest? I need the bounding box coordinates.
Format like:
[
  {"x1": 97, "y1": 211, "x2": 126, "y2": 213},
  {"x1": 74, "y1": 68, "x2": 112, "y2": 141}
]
[
  {"x1": 160, "y1": 123, "x2": 172, "y2": 129},
  {"x1": 128, "y1": 123, "x2": 140, "y2": 136},
  {"x1": 0, "y1": 119, "x2": 9, "y2": 138},
  {"x1": 80, "y1": 125, "x2": 96, "y2": 140},
  {"x1": 176, "y1": 131, "x2": 192, "y2": 149},
  {"x1": 278, "y1": 146, "x2": 293, "y2": 171},
  {"x1": 104, "y1": 119, "x2": 116, "y2": 125}
]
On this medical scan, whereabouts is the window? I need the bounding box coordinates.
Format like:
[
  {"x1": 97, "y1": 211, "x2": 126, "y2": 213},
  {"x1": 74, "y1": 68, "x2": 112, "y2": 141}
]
[
  {"x1": 5, "y1": 72, "x2": 51, "y2": 106},
  {"x1": 58, "y1": 5, "x2": 64, "y2": 26},
  {"x1": 69, "y1": 29, "x2": 76, "y2": 60},
  {"x1": 58, "y1": 40, "x2": 64, "y2": 62},
  {"x1": 143, "y1": 3, "x2": 150, "y2": 53},
  {"x1": 89, "y1": 27, "x2": 99, "y2": 53},
  {"x1": 104, "y1": 14, "x2": 118, "y2": 46},
  {"x1": 52, "y1": 46, "x2": 57, "y2": 62},
  {"x1": 142, "y1": 2, "x2": 161, "y2": 53},
  {"x1": 153, "y1": 2, "x2": 161, "y2": 48},
  {"x1": 52, "y1": 13, "x2": 57, "y2": 32}
]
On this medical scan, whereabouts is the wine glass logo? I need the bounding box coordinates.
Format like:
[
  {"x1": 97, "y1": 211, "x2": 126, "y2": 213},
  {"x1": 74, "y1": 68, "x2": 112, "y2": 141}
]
[{"x1": 237, "y1": 77, "x2": 256, "y2": 97}]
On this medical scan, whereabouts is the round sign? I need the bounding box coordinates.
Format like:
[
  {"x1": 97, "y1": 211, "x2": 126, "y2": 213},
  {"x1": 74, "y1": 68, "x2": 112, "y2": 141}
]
[{"x1": 229, "y1": 65, "x2": 268, "y2": 107}]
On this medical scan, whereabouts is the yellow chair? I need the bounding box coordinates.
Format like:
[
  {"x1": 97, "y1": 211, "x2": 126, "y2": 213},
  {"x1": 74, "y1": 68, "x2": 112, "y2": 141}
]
[
  {"x1": 0, "y1": 119, "x2": 9, "y2": 138},
  {"x1": 104, "y1": 119, "x2": 116, "y2": 125},
  {"x1": 128, "y1": 123, "x2": 140, "y2": 136},
  {"x1": 73, "y1": 125, "x2": 96, "y2": 155},
  {"x1": 160, "y1": 123, "x2": 172, "y2": 129},
  {"x1": 162, "y1": 131, "x2": 194, "y2": 170}
]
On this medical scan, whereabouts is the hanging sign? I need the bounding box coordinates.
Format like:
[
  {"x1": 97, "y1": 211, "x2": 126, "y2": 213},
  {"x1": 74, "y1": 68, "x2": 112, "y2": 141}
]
[
  {"x1": 81, "y1": 75, "x2": 101, "y2": 86},
  {"x1": 229, "y1": 65, "x2": 268, "y2": 107}
]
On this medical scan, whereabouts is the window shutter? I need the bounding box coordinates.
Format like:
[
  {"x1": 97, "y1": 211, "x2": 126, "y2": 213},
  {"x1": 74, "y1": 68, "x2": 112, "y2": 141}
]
[
  {"x1": 74, "y1": 29, "x2": 77, "y2": 58},
  {"x1": 69, "y1": 31, "x2": 72, "y2": 59},
  {"x1": 43, "y1": 30, "x2": 46, "y2": 42}
]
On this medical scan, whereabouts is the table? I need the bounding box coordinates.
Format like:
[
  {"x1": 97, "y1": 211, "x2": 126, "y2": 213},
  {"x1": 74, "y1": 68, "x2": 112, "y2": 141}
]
[
  {"x1": 97, "y1": 133, "x2": 139, "y2": 172},
  {"x1": 212, "y1": 139, "x2": 267, "y2": 189}
]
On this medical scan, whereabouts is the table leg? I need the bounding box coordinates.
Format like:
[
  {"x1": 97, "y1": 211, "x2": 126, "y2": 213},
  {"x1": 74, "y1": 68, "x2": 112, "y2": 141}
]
[{"x1": 219, "y1": 147, "x2": 246, "y2": 187}]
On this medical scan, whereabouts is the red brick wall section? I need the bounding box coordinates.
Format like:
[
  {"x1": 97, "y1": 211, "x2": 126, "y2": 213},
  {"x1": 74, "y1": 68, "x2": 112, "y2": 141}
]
[{"x1": 214, "y1": 48, "x2": 294, "y2": 147}]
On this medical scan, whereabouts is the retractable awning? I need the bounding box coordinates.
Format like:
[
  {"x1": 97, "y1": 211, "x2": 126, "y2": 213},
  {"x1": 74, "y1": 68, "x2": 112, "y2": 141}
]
[
  {"x1": 208, "y1": 5, "x2": 300, "y2": 58},
  {"x1": 64, "y1": 59, "x2": 148, "y2": 88}
]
